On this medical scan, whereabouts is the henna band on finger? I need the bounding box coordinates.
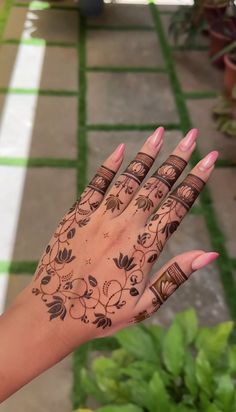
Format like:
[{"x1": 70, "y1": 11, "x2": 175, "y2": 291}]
[
  {"x1": 152, "y1": 155, "x2": 187, "y2": 189},
  {"x1": 87, "y1": 165, "x2": 116, "y2": 196},
  {"x1": 150, "y1": 262, "x2": 188, "y2": 309},
  {"x1": 122, "y1": 152, "x2": 155, "y2": 185},
  {"x1": 169, "y1": 173, "x2": 205, "y2": 211}
]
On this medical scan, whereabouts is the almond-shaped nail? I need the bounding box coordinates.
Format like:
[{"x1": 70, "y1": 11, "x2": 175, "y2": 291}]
[
  {"x1": 148, "y1": 127, "x2": 164, "y2": 148},
  {"x1": 112, "y1": 143, "x2": 125, "y2": 162},
  {"x1": 179, "y1": 129, "x2": 198, "y2": 152},
  {"x1": 192, "y1": 252, "x2": 219, "y2": 271},
  {"x1": 198, "y1": 151, "x2": 219, "y2": 172}
]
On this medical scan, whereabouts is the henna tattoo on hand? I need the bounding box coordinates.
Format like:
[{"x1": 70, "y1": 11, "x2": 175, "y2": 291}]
[
  {"x1": 104, "y1": 152, "x2": 155, "y2": 213},
  {"x1": 150, "y1": 262, "x2": 188, "y2": 310},
  {"x1": 134, "y1": 155, "x2": 187, "y2": 214},
  {"x1": 169, "y1": 173, "x2": 205, "y2": 211}
]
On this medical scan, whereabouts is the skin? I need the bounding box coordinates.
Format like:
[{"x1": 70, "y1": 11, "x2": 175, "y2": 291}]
[{"x1": 0, "y1": 127, "x2": 219, "y2": 402}]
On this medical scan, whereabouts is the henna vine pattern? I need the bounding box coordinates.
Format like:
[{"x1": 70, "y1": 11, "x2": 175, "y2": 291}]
[
  {"x1": 134, "y1": 155, "x2": 187, "y2": 213},
  {"x1": 104, "y1": 152, "x2": 155, "y2": 213}
]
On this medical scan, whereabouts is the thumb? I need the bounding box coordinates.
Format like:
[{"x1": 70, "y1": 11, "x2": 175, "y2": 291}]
[{"x1": 130, "y1": 250, "x2": 219, "y2": 324}]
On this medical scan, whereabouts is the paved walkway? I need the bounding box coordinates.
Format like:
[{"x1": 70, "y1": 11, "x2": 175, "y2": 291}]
[{"x1": 0, "y1": 1, "x2": 236, "y2": 410}]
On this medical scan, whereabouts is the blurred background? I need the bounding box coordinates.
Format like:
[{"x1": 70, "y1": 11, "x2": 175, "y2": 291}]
[{"x1": 0, "y1": 0, "x2": 236, "y2": 411}]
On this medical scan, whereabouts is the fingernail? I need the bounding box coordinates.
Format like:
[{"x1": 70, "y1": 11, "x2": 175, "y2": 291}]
[
  {"x1": 198, "y1": 151, "x2": 219, "y2": 171},
  {"x1": 192, "y1": 252, "x2": 219, "y2": 271},
  {"x1": 179, "y1": 129, "x2": 198, "y2": 152},
  {"x1": 112, "y1": 143, "x2": 125, "y2": 162},
  {"x1": 148, "y1": 127, "x2": 164, "y2": 148}
]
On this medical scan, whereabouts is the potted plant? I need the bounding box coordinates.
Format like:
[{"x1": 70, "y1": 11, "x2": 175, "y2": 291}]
[
  {"x1": 76, "y1": 309, "x2": 236, "y2": 411},
  {"x1": 204, "y1": 0, "x2": 229, "y2": 27},
  {"x1": 213, "y1": 85, "x2": 236, "y2": 136},
  {"x1": 209, "y1": 15, "x2": 236, "y2": 67},
  {"x1": 169, "y1": 0, "x2": 206, "y2": 46}
]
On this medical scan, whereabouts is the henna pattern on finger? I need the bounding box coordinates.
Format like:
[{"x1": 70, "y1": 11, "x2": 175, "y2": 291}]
[
  {"x1": 77, "y1": 165, "x2": 116, "y2": 224},
  {"x1": 130, "y1": 310, "x2": 150, "y2": 324},
  {"x1": 104, "y1": 152, "x2": 155, "y2": 213},
  {"x1": 130, "y1": 173, "x2": 205, "y2": 278},
  {"x1": 169, "y1": 173, "x2": 205, "y2": 211},
  {"x1": 134, "y1": 155, "x2": 187, "y2": 213},
  {"x1": 149, "y1": 262, "x2": 188, "y2": 311}
]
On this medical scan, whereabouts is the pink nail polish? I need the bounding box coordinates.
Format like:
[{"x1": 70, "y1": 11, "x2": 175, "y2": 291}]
[
  {"x1": 198, "y1": 151, "x2": 219, "y2": 171},
  {"x1": 148, "y1": 127, "x2": 164, "y2": 148},
  {"x1": 192, "y1": 252, "x2": 219, "y2": 271},
  {"x1": 112, "y1": 143, "x2": 125, "y2": 162},
  {"x1": 179, "y1": 129, "x2": 198, "y2": 152}
]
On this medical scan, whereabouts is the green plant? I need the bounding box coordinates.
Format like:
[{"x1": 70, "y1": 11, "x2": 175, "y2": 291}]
[
  {"x1": 79, "y1": 309, "x2": 236, "y2": 412},
  {"x1": 213, "y1": 86, "x2": 236, "y2": 137},
  {"x1": 169, "y1": 0, "x2": 206, "y2": 45}
]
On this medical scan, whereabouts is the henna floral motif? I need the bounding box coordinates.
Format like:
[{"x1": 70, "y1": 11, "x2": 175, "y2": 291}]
[
  {"x1": 130, "y1": 310, "x2": 150, "y2": 324},
  {"x1": 169, "y1": 174, "x2": 205, "y2": 210},
  {"x1": 104, "y1": 152, "x2": 155, "y2": 213},
  {"x1": 133, "y1": 155, "x2": 187, "y2": 214},
  {"x1": 149, "y1": 262, "x2": 188, "y2": 310}
]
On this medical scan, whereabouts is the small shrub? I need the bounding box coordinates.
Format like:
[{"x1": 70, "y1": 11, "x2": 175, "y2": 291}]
[{"x1": 79, "y1": 309, "x2": 236, "y2": 412}]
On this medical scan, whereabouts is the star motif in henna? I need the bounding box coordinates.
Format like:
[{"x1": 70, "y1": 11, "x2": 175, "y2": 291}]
[
  {"x1": 85, "y1": 258, "x2": 92, "y2": 265},
  {"x1": 104, "y1": 232, "x2": 109, "y2": 238}
]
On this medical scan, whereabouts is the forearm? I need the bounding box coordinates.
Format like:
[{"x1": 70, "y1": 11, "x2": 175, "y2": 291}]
[{"x1": 0, "y1": 287, "x2": 70, "y2": 402}]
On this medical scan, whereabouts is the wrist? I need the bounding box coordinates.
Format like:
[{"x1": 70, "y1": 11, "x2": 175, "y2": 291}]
[{"x1": 0, "y1": 284, "x2": 79, "y2": 401}]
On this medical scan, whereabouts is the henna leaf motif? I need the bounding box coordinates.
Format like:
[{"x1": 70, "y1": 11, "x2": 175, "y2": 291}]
[
  {"x1": 88, "y1": 275, "x2": 98, "y2": 287},
  {"x1": 137, "y1": 232, "x2": 151, "y2": 246},
  {"x1": 92, "y1": 313, "x2": 112, "y2": 329},
  {"x1": 78, "y1": 218, "x2": 90, "y2": 227},
  {"x1": 46, "y1": 296, "x2": 67, "y2": 321},
  {"x1": 41, "y1": 276, "x2": 51, "y2": 285},
  {"x1": 134, "y1": 195, "x2": 154, "y2": 212},
  {"x1": 105, "y1": 194, "x2": 124, "y2": 212},
  {"x1": 130, "y1": 287, "x2": 139, "y2": 297},
  {"x1": 67, "y1": 227, "x2": 76, "y2": 239},
  {"x1": 46, "y1": 245, "x2": 51, "y2": 253},
  {"x1": 55, "y1": 248, "x2": 76, "y2": 264},
  {"x1": 147, "y1": 253, "x2": 158, "y2": 263},
  {"x1": 113, "y1": 253, "x2": 137, "y2": 271},
  {"x1": 161, "y1": 221, "x2": 179, "y2": 239}
]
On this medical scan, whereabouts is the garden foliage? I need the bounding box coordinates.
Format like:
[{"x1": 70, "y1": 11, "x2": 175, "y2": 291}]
[{"x1": 77, "y1": 309, "x2": 236, "y2": 412}]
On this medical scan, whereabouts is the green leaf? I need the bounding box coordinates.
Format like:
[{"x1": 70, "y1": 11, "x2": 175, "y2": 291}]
[
  {"x1": 205, "y1": 404, "x2": 222, "y2": 412},
  {"x1": 196, "y1": 322, "x2": 233, "y2": 364},
  {"x1": 111, "y1": 348, "x2": 133, "y2": 367},
  {"x1": 196, "y1": 350, "x2": 213, "y2": 397},
  {"x1": 96, "y1": 405, "x2": 143, "y2": 412},
  {"x1": 163, "y1": 321, "x2": 185, "y2": 377},
  {"x1": 148, "y1": 371, "x2": 172, "y2": 412},
  {"x1": 115, "y1": 325, "x2": 158, "y2": 362},
  {"x1": 228, "y1": 345, "x2": 236, "y2": 375},
  {"x1": 145, "y1": 324, "x2": 166, "y2": 352},
  {"x1": 80, "y1": 368, "x2": 109, "y2": 404},
  {"x1": 175, "y1": 308, "x2": 198, "y2": 344},
  {"x1": 125, "y1": 379, "x2": 150, "y2": 409},
  {"x1": 184, "y1": 351, "x2": 198, "y2": 398},
  {"x1": 92, "y1": 357, "x2": 120, "y2": 379},
  {"x1": 120, "y1": 360, "x2": 156, "y2": 380},
  {"x1": 215, "y1": 374, "x2": 235, "y2": 412}
]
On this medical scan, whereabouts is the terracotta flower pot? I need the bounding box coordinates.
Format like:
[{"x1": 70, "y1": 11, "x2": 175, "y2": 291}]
[
  {"x1": 224, "y1": 54, "x2": 236, "y2": 97},
  {"x1": 209, "y1": 28, "x2": 231, "y2": 68},
  {"x1": 204, "y1": 2, "x2": 228, "y2": 27}
]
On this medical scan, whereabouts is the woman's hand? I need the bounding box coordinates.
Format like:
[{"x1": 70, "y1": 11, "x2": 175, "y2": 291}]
[
  {"x1": 0, "y1": 127, "x2": 219, "y2": 400},
  {"x1": 28, "y1": 126, "x2": 218, "y2": 343}
]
